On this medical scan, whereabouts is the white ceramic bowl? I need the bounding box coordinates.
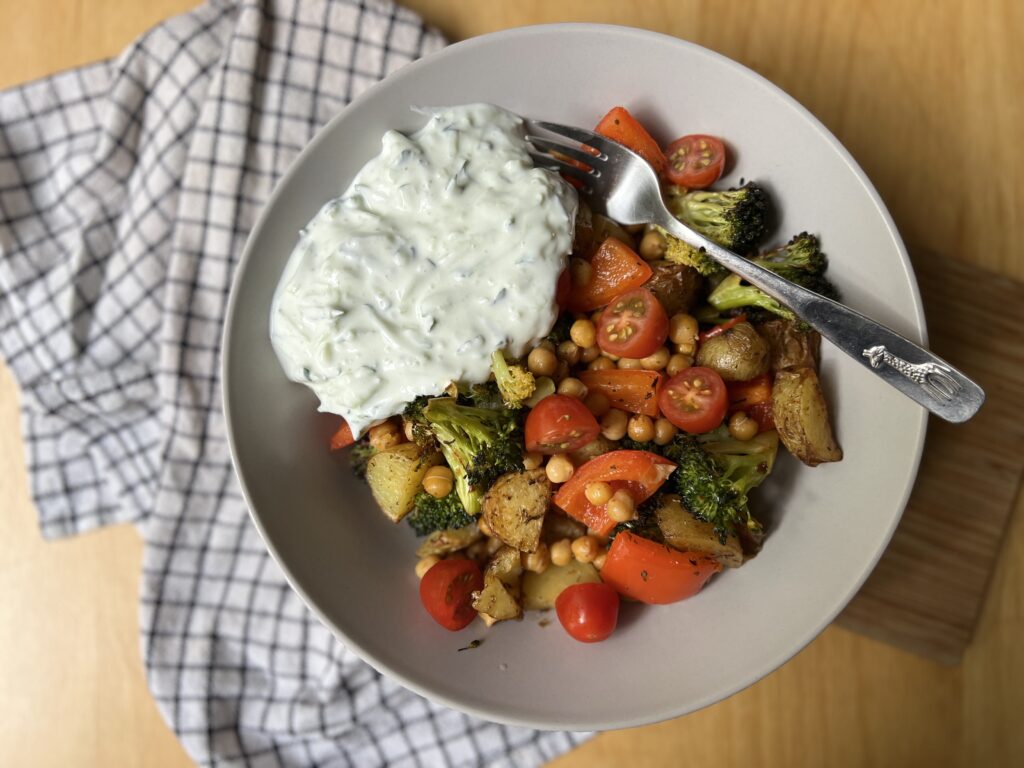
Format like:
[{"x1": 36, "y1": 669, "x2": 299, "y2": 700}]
[{"x1": 222, "y1": 24, "x2": 926, "y2": 731}]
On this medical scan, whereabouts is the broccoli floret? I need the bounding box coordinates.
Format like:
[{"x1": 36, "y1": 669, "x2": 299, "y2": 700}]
[
  {"x1": 697, "y1": 427, "x2": 780, "y2": 502},
  {"x1": 666, "y1": 182, "x2": 771, "y2": 255},
  {"x1": 491, "y1": 350, "x2": 536, "y2": 409},
  {"x1": 407, "y1": 397, "x2": 524, "y2": 516},
  {"x1": 349, "y1": 440, "x2": 376, "y2": 480},
  {"x1": 657, "y1": 226, "x2": 724, "y2": 276},
  {"x1": 406, "y1": 490, "x2": 475, "y2": 536},
  {"x1": 457, "y1": 381, "x2": 506, "y2": 410},
  {"x1": 609, "y1": 495, "x2": 663, "y2": 543},
  {"x1": 402, "y1": 395, "x2": 437, "y2": 449},
  {"x1": 706, "y1": 232, "x2": 839, "y2": 321}
]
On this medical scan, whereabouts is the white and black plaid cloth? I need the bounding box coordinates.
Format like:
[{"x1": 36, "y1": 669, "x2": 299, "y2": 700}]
[{"x1": 0, "y1": 1, "x2": 592, "y2": 764}]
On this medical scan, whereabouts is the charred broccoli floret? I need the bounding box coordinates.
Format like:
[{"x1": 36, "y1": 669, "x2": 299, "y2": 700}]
[
  {"x1": 406, "y1": 490, "x2": 475, "y2": 536},
  {"x1": 491, "y1": 350, "x2": 535, "y2": 409},
  {"x1": 457, "y1": 381, "x2": 505, "y2": 410},
  {"x1": 545, "y1": 313, "x2": 575, "y2": 345},
  {"x1": 657, "y1": 227, "x2": 724, "y2": 276},
  {"x1": 697, "y1": 427, "x2": 779, "y2": 503},
  {"x1": 349, "y1": 440, "x2": 376, "y2": 480},
  {"x1": 666, "y1": 182, "x2": 771, "y2": 255},
  {"x1": 706, "y1": 232, "x2": 839, "y2": 321},
  {"x1": 405, "y1": 397, "x2": 523, "y2": 516}
]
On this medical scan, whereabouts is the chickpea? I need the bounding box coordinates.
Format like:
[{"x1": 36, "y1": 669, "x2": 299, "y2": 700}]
[
  {"x1": 538, "y1": 339, "x2": 556, "y2": 352},
  {"x1": 545, "y1": 453, "x2": 575, "y2": 484},
  {"x1": 669, "y1": 313, "x2": 700, "y2": 348},
  {"x1": 570, "y1": 257, "x2": 592, "y2": 287},
  {"x1": 593, "y1": 550, "x2": 608, "y2": 570},
  {"x1": 588, "y1": 356, "x2": 616, "y2": 371},
  {"x1": 402, "y1": 418, "x2": 416, "y2": 442},
  {"x1": 583, "y1": 390, "x2": 611, "y2": 418},
  {"x1": 527, "y1": 346, "x2": 558, "y2": 377},
  {"x1": 570, "y1": 318, "x2": 597, "y2": 349},
  {"x1": 627, "y1": 414, "x2": 656, "y2": 442},
  {"x1": 557, "y1": 377, "x2": 588, "y2": 399},
  {"x1": 580, "y1": 344, "x2": 600, "y2": 363},
  {"x1": 415, "y1": 555, "x2": 441, "y2": 579},
  {"x1": 640, "y1": 347, "x2": 671, "y2": 371},
  {"x1": 591, "y1": 309, "x2": 604, "y2": 324},
  {"x1": 554, "y1": 359, "x2": 571, "y2": 382},
  {"x1": 729, "y1": 411, "x2": 759, "y2": 441},
  {"x1": 368, "y1": 420, "x2": 402, "y2": 450},
  {"x1": 617, "y1": 356, "x2": 642, "y2": 370},
  {"x1": 638, "y1": 228, "x2": 668, "y2": 261},
  {"x1": 666, "y1": 352, "x2": 694, "y2": 377},
  {"x1": 606, "y1": 489, "x2": 636, "y2": 522},
  {"x1": 522, "y1": 543, "x2": 551, "y2": 574},
  {"x1": 557, "y1": 340, "x2": 581, "y2": 366},
  {"x1": 522, "y1": 450, "x2": 544, "y2": 470},
  {"x1": 422, "y1": 465, "x2": 454, "y2": 498},
  {"x1": 601, "y1": 408, "x2": 629, "y2": 441},
  {"x1": 550, "y1": 538, "x2": 573, "y2": 567},
  {"x1": 571, "y1": 535, "x2": 599, "y2": 563},
  {"x1": 653, "y1": 417, "x2": 678, "y2": 445},
  {"x1": 585, "y1": 481, "x2": 614, "y2": 505}
]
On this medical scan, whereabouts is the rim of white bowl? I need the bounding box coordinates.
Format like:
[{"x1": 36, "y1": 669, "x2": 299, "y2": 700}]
[{"x1": 221, "y1": 22, "x2": 929, "y2": 731}]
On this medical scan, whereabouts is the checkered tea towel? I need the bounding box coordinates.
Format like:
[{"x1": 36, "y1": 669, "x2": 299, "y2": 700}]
[{"x1": 0, "y1": 1, "x2": 593, "y2": 764}]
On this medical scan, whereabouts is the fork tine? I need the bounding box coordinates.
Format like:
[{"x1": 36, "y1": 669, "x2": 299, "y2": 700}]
[
  {"x1": 528, "y1": 119, "x2": 624, "y2": 158},
  {"x1": 527, "y1": 151, "x2": 594, "y2": 188},
  {"x1": 525, "y1": 135, "x2": 604, "y2": 167}
]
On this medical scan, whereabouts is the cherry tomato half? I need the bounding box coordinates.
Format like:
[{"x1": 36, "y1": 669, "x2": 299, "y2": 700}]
[
  {"x1": 555, "y1": 582, "x2": 620, "y2": 643},
  {"x1": 525, "y1": 394, "x2": 601, "y2": 455},
  {"x1": 596, "y1": 287, "x2": 669, "y2": 359},
  {"x1": 419, "y1": 558, "x2": 484, "y2": 631},
  {"x1": 665, "y1": 134, "x2": 726, "y2": 189},
  {"x1": 658, "y1": 367, "x2": 729, "y2": 434}
]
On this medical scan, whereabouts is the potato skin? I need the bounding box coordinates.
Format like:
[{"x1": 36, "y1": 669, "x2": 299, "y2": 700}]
[
  {"x1": 365, "y1": 442, "x2": 441, "y2": 522},
  {"x1": 643, "y1": 260, "x2": 703, "y2": 316},
  {"x1": 771, "y1": 367, "x2": 843, "y2": 466},
  {"x1": 758, "y1": 319, "x2": 820, "y2": 372},
  {"x1": 695, "y1": 321, "x2": 770, "y2": 382},
  {"x1": 472, "y1": 545, "x2": 524, "y2": 622},
  {"x1": 481, "y1": 469, "x2": 551, "y2": 553},
  {"x1": 654, "y1": 495, "x2": 744, "y2": 567}
]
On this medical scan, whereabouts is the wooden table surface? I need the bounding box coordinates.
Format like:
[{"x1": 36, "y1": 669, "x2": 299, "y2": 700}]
[{"x1": 1, "y1": 1, "x2": 1022, "y2": 766}]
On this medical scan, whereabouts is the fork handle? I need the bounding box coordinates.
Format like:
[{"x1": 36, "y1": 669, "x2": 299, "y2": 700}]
[{"x1": 658, "y1": 217, "x2": 985, "y2": 423}]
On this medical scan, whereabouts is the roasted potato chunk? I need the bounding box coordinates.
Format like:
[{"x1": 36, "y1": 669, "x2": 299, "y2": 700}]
[
  {"x1": 415, "y1": 525, "x2": 483, "y2": 558},
  {"x1": 759, "y1": 319, "x2": 820, "y2": 372},
  {"x1": 472, "y1": 545, "x2": 523, "y2": 623},
  {"x1": 522, "y1": 560, "x2": 601, "y2": 610},
  {"x1": 772, "y1": 367, "x2": 843, "y2": 466},
  {"x1": 695, "y1": 321, "x2": 770, "y2": 382},
  {"x1": 481, "y1": 469, "x2": 551, "y2": 553},
  {"x1": 643, "y1": 260, "x2": 704, "y2": 316},
  {"x1": 365, "y1": 442, "x2": 441, "y2": 522},
  {"x1": 655, "y1": 495, "x2": 744, "y2": 567}
]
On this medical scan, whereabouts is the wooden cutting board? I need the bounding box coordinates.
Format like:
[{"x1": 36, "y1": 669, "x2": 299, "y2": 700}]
[{"x1": 836, "y1": 251, "x2": 1024, "y2": 664}]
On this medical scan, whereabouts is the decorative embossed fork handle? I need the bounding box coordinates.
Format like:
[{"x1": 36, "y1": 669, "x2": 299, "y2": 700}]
[{"x1": 525, "y1": 118, "x2": 986, "y2": 423}]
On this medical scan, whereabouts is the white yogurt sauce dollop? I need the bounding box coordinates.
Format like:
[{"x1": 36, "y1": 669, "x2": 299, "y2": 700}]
[{"x1": 270, "y1": 104, "x2": 577, "y2": 437}]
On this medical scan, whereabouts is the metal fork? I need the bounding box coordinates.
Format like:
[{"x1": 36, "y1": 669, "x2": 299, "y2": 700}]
[{"x1": 524, "y1": 119, "x2": 985, "y2": 424}]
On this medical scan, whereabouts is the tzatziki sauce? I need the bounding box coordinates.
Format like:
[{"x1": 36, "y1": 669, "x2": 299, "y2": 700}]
[{"x1": 270, "y1": 104, "x2": 577, "y2": 437}]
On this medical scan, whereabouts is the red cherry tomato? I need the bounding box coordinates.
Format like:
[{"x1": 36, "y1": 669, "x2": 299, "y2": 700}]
[
  {"x1": 555, "y1": 582, "x2": 620, "y2": 643},
  {"x1": 419, "y1": 559, "x2": 484, "y2": 631},
  {"x1": 600, "y1": 532, "x2": 721, "y2": 604},
  {"x1": 665, "y1": 134, "x2": 726, "y2": 189},
  {"x1": 658, "y1": 367, "x2": 729, "y2": 434},
  {"x1": 524, "y1": 394, "x2": 600, "y2": 455},
  {"x1": 595, "y1": 287, "x2": 669, "y2": 359}
]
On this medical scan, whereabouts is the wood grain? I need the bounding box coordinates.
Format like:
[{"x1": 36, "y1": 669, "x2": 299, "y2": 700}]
[
  {"x1": 837, "y1": 255, "x2": 1024, "y2": 662},
  {"x1": 1, "y1": 1, "x2": 1022, "y2": 767}
]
